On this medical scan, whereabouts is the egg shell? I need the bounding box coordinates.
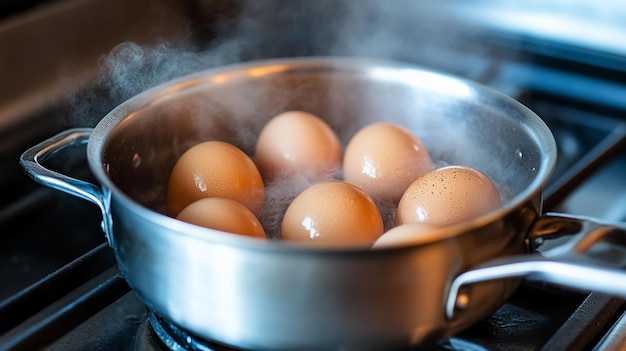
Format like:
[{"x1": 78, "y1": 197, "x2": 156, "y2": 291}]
[
  {"x1": 372, "y1": 223, "x2": 441, "y2": 248},
  {"x1": 396, "y1": 165, "x2": 501, "y2": 226},
  {"x1": 167, "y1": 141, "x2": 264, "y2": 216},
  {"x1": 176, "y1": 197, "x2": 266, "y2": 239},
  {"x1": 254, "y1": 111, "x2": 342, "y2": 180},
  {"x1": 280, "y1": 181, "x2": 384, "y2": 246},
  {"x1": 343, "y1": 122, "x2": 432, "y2": 203}
]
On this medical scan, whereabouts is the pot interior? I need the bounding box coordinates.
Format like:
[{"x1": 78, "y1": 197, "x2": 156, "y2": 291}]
[{"x1": 94, "y1": 58, "x2": 556, "y2": 238}]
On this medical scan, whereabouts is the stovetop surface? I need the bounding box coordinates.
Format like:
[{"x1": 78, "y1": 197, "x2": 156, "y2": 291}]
[{"x1": 37, "y1": 278, "x2": 593, "y2": 351}]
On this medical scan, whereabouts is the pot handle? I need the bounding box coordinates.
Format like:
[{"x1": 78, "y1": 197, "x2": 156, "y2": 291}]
[
  {"x1": 446, "y1": 213, "x2": 626, "y2": 320},
  {"x1": 19, "y1": 128, "x2": 114, "y2": 246}
]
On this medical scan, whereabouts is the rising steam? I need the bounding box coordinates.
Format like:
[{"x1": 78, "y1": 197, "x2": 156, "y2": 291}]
[{"x1": 69, "y1": 1, "x2": 540, "y2": 237}]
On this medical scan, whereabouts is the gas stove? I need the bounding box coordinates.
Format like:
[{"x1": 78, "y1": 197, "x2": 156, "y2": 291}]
[{"x1": 2, "y1": 1, "x2": 626, "y2": 350}]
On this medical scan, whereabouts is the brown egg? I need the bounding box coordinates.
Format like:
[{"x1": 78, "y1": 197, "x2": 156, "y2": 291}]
[
  {"x1": 167, "y1": 141, "x2": 264, "y2": 216},
  {"x1": 372, "y1": 223, "x2": 441, "y2": 248},
  {"x1": 176, "y1": 198, "x2": 266, "y2": 239},
  {"x1": 254, "y1": 111, "x2": 342, "y2": 180},
  {"x1": 280, "y1": 181, "x2": 384, "y2": 246},
  {"x1": 343, "y1": 122, "x2": 432, "y2": 203},
  {"x1": 396, "y1": 165, "x2": 501, "y2": 226}
]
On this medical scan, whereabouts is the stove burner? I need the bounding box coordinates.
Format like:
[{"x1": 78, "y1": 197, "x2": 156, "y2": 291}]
[
  {"x1": 141, "y1": 311, "x2": 238, "y2": 351},
  {"x1": 134, "y1": 314, "x2": 168, "y2": 351},
  {"x1": 138, "y1": 310, "x2": 489, "y2": 351}
]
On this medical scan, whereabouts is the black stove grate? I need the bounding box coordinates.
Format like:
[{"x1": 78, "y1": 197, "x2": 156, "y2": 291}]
[{"x1": 0, "y1": 245, "x2": 127, "y2": 351}]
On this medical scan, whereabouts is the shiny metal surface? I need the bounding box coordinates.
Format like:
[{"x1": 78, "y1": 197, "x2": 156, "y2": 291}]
[
  {"x1": 434, "y1": 1, "x2": 626, "y2": 58},
  {"x1": 446, "y1": 213, "x2": 626, "y2": 319},
  {"x1": 19, "y1": 128, "x2": 114, "y2": 246},
  {"x1": 21, "y1": 58, "x2": 558, "y2": 350},
  {"x1": 595, "y1": 309, "x2": 626, "y2": 351}
]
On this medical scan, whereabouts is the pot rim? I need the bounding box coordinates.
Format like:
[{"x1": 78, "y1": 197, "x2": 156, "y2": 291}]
[{"x1": 86, "y1": 56, "x2": 558, "y2": 252}]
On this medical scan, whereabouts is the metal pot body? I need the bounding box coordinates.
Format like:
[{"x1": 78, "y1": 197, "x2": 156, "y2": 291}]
[
  {"x1": 111, "y1": 196, "x2": 540, "y2": 350},
  {"x1": 23, "y1": 58, "x2": 557, "y2": 350}
]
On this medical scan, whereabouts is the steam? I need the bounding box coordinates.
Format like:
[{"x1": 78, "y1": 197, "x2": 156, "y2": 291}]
[
  {"x1": 68, "y1": 38, "x2": 253, "y2": 127},
  {"x1": 106, "y1": 6, "x2": 477, "y2": 90},
  {"x1": 71, "y1": 1, "x2": 491, "y2": 127},
  {"x1": 70, "y1": 1, "x2": 538, "y2": 236},
  {"x1": 100, "y1": 42, "x2": 205, "y2": 103}
]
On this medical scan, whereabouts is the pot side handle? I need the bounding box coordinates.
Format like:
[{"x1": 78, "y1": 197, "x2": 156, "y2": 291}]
[
  {"x1": 446, "y1": 213, "x2": 626, "y2": 320},
  {"x1": 19, "y1": 128, "x2": 114, "y2": 246}
]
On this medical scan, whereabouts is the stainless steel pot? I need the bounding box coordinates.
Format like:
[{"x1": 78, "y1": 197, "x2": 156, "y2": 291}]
[{"x1": 20, "y1": 58, "x2": 626, "y2": 350}]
